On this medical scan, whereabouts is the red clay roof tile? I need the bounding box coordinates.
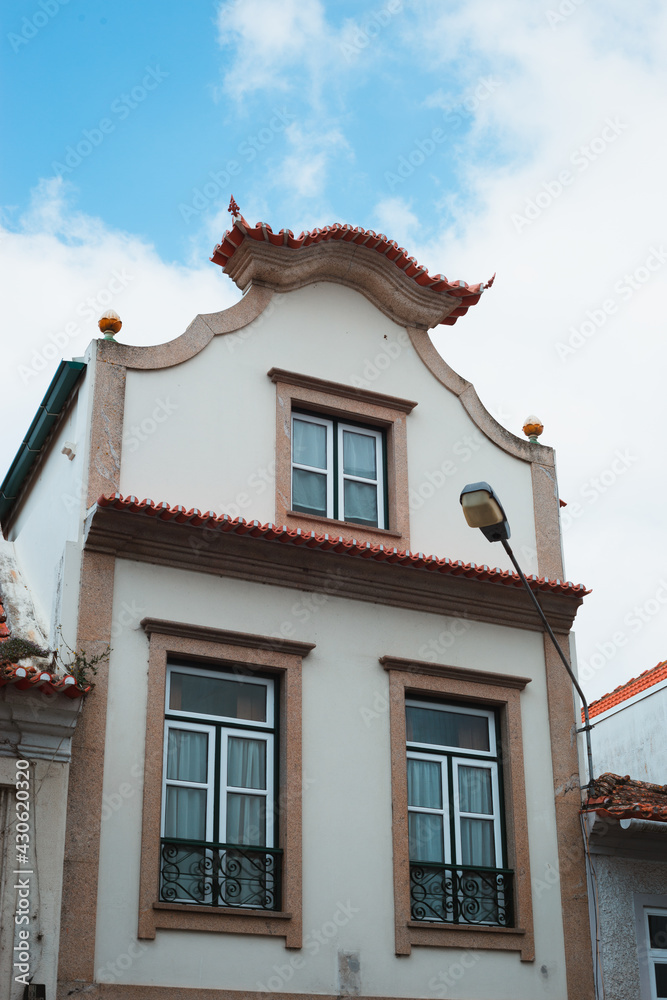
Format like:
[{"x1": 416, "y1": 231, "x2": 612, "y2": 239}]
[
  {"x1": 0, "y1": 596, "x2": 90, "y2": 699},
  {"x1": 96, "y1": 493, "x2": 590, "y2": 599},
  {"x1": 583, "y1": 772, "x2": 667, "y2": 823},
  {"x1": 586, "y1": 660, "x2": 667, "y2": 720},
  {"x1": 210, "y1": 199, "x2": 493, "y2": 327}
]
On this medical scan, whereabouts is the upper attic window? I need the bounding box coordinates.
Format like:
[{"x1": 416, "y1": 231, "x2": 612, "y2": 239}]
[
  {"x1": 269, "y1": 367, "x2": 417, "y2": 548},
  {"x1": 291, "y1": 412, "x2": 386, "y2": 529}
]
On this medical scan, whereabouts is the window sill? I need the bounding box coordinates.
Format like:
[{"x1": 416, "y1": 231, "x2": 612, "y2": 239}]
[
  {"x1": 405, "y1": 920, "x2": 530, "y2": 960},
  {"x1": 286, "y1": 510, "x2": 404, "y2": 543},
  {"x1": 154, "y1": 902, "x2": 293, "y2": 919},
  {"x1": 144, "y1": 901, "x2": 298, "y2": 943},
  {"x1": 407, "y1": 921, "x2": 525, "y2": 934}
]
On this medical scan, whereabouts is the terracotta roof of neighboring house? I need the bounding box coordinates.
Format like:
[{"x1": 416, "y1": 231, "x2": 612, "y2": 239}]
[
  {"x1": 210, "y1": 198, "x2": 493, "y2": 327},
  {"x1": 0, "y1": 596, "x2": 89, "y2": 699},
  {"x1": 583, "y1": 772, "x2": 667, "y2": 823},
  {"x1": 96, "y1": 493, "x2": 590, "y2": 598},
  {"x1": 585, "y1": 660, "x2": 667, "y2": 720}
]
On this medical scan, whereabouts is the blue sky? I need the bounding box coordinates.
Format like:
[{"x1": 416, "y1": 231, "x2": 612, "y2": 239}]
[{"x1": 2, "y1": 0, "x2": 667, "y2": 700}]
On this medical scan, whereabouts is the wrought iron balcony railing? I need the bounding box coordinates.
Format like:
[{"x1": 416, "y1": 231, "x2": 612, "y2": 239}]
[
  {"x1": 410, "y1": 862, "x2": 514, "y2": 927},
  {"x1": 160, "y1": 838, "x2": 282, "y2": 910}
]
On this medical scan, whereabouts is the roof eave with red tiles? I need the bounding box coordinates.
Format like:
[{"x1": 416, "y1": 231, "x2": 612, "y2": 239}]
[
  {"x1": 210, "y1": 198, "x2": 494, "y2": 329},
  {"x1": 96, "y1": 493, "x2": 590, "y2": 599}
]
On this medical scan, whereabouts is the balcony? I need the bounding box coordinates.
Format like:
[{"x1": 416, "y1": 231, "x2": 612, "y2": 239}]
[
  {"x1": 160, "y1": 838, "x2": 282, "y2": 910},
  {"x1": 410, "y1": 862, "x2": 514, "y2": 926}
]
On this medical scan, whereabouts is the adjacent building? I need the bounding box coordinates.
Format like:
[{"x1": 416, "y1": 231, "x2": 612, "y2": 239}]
[{"x1": 582, "y1": 663, "x2": 667, "y2": 1000}]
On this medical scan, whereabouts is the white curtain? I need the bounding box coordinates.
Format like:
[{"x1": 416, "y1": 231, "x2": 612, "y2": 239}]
[
  {"x1": 293, "y1": 419, "x2": 326, "y2": 468},
  {"x1": 165, "y1": 787, "x2": 206, "y2": 840},
  {"x1": 460, "y1": 818, "x2": 495, "y2": 867},
  {"x1": 164, "y1": 729, "x2": 208, "y2": 840},
  {"x1": 409, "y1": 813, "x2": 444, "y2": 863},
  {"x1": 408, "y1": 759, "x2": 444, "y2": 862},
  {"x1": 458, "y1": 766, "x2": 494, "y2": 867},
  {"x1": 342, "y1": 431, "x2": 376, "y2": 478},
  {"x1": 292, "y1": 468, "x2": 327, "y2": 514},
  {"x1": 343, "y1": 480, "x2": 377, "y2": 523},
  {"x1": 167, "y1": 729, "x2": 207, "y2": 782},
  {"x1": 226, "y1": 738, "x2": 266, "y2": 846},
  {"x1": 408, "y1": 759, "x2": 442, "y2": 808}
]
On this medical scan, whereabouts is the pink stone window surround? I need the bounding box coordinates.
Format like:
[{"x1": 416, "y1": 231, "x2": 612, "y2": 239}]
[
  {"x1": 138, "y1": 621, "x2": 313, "y2": 948},
  {"x1": 269, "y1": 367, "x2": 416, "y2": 548}
]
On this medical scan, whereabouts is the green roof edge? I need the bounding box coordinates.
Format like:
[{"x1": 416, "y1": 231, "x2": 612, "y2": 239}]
[{"x1": 0, "y1": 360, "x2": 87, "y2": 529}]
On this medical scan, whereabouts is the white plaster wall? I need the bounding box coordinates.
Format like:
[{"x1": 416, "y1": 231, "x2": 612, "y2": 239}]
[
  {"x1": 94, "y1": 558, "x2": 570, "y2": 998},
  {"x1": 0, "y1": 755, "x2": 70, "y2": 1000},
  {"x1": 9, "y1": 371, "x2": 91, "y2": 639},
  {"x1": 591, "y1": 683, "x2": 667, "y2": 783},
  {"x1": 120, "y1": 284, "x2": 538, "y2": 577},
  {"x1": 593, "y1": 856, "x2": 667, "y2": 1000}
]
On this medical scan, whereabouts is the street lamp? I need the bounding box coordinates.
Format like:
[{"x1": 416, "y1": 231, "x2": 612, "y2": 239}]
[{"x1": 459, "y1": 481, "x2": 594, "y2": 786}]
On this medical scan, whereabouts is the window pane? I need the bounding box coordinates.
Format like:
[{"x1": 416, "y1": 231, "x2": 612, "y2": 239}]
[
  {"x1": 293, "y1": 419, "x2": 327, "y2": 469},
  {"x1": 406, "y1": 705, "x2": 490, "y2": 751},
  {"x1": 292, "y1": 468, "x2": 327, "y2": 515},
  {"x1": 460, "y1": 818, "x2": 495, "y2": 867},
  {"x1": 166, "y1": 729, "x2": 208, "y2": 782},
  {"x1": 650, "y1": 914, "x2": 667, "y2": 950},
  {"x1": 170, "y1": 672, "x2": 266, "y2": 721},
  {"x1": 458, "y1": 766, "x2": 493, "y2": 815},
  {"x1": 164, "y1": 786, "x2": 206, "y2": 840},
  {"x1": 655, "y1": 963, "x2": 667, "y2": 998},
  {"x1": 408, "y1": 759, "x2": 442, "y2": 808},
  {"x1": 343, "y1": 480, "x2": 378, "y2": 525},
  {"x1": 343, "y1": 430, "x2": 376, "y2": 479},
  {"x1": 227, "y1": 792, "x2": 266, "y2": 846},
  {"x1": 228, "y1": 738, "x2": 266, "y2": 790},
  {"x1": 409, "y1": 812, "x2": 444, "y2": 862}
]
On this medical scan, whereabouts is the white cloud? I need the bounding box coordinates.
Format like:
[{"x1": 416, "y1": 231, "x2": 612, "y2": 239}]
[
  {"x1": 378, "y1": 0, "x2": 667, "y2": 699},
  {"x1": 0, "y1": 179, "x2": 239, "y2": 482},
  {"x1": 373, "y1": 197, "x2": 420, "y2": 249},
  {"x1": 216, "y1": 0, "x2": 332, "y2": 101}
]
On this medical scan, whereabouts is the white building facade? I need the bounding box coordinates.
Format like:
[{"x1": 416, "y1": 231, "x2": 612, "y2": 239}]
[{"x1": 1, "y1": 209, "x2": 594, "y2": 998}]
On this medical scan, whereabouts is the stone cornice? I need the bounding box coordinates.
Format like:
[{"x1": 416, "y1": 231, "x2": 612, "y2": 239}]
[
  {"x1": 141, "y1": 619, "x2": 315, "y2": 658},
  {"x1": 268, "y1": 367, "x2": 418, "y2": 413},
  {"x1": 379, "y1": 656, "x2": 531, "y2": 689},
  {"x1": 223, "y1": 238, "x2": 466, "y2": 331},
  {"x1": 84, "y1": 506, "x2": 584, "y2": 634}
]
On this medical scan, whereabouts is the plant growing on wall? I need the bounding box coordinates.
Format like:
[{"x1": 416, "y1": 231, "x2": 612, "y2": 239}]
[{"x1": 52, "y1": 626, "x2": 111, "y2": 688}]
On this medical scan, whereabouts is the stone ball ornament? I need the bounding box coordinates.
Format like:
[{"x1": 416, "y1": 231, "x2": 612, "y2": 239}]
[
  {"x1": 98, "y1": 310, "x2": 122, "y2": 339},
  {"x1": 522, "y1": 415, "x2": 544, "y2": 443}
]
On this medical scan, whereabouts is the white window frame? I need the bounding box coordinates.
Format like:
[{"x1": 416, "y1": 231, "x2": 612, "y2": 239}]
[
  {"x1": 406, "y1": 750, "x2": 451, "y2": 864},
  {"x1": 452, "y1": 757, "x2": 503, "y2": 869},
  {"x1": 166, "y1": 661, "x2": 275, "y2": 729},
  {"x1": 290, "y1": 411, "x2": 385, "y2": 528},
  {"x1": 220, "y1": 726, "x2": 274, "y2": 848},
  {"x1": 161, "y1": 719, "x2": 217, "y2": 843},
  {"x1": 337, "y1": 420, "x2": 385, "y2": 528},
  {"x1": 290, "y1": 413, "x2": 334, "y2": 519},
  {"x1": 645, "y1": 907, "x2": 667, "y2": 1000},
  {"x1": 405, "y1": 699, "x2": 503, "y2": 868},
  {"x1": 163, "y1": 664, "x2": 276, "y2": 850}
]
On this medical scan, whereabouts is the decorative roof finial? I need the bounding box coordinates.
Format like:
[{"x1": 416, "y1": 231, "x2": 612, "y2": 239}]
[
  {"x1": 229, "y1": 195, "x2": 241, "y2": 218},
  {"x1": 522, "y1": 414, "x2": 544, "y2": 443},
  {"x1": 98, "y1": 310, "x2": 122, "y2": 341}
]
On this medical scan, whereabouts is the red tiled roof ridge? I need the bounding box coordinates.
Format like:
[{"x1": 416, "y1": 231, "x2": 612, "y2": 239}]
[
  {"x1": 0, "y1": 597, "x2": 90, "y2": 699},
  {"x1": 96, "y1": 493, "x2": 591, "y2": 598},
  {"x1": 210, "y1": 198, "x2": 494, "y2": 327},
  {"x1": 583, "y1": 772, "x2": 667, "y2": 824},
  {"x1": 584, "y1": 659, "x2": 667, "y2": 720}
]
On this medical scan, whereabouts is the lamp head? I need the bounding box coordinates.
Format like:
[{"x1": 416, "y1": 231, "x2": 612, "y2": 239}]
[{"x1": 459, "y1": 482, "x2": 511, "y2": 542}]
